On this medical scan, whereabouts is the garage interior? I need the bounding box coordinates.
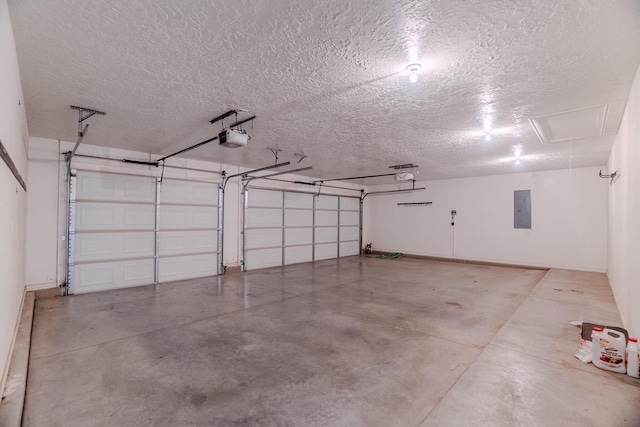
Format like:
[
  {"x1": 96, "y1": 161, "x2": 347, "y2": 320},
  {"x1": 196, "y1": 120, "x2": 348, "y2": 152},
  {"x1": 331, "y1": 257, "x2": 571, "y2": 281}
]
[{"x1": 1, "y1": 0, "x2": 640, "y2": 425}]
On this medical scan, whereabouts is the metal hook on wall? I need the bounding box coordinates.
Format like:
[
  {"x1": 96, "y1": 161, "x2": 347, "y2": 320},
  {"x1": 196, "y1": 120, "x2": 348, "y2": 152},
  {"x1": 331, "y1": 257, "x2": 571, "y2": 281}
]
[{"x1": 599, "y1": 169, "x2": 620, "y2": 185}]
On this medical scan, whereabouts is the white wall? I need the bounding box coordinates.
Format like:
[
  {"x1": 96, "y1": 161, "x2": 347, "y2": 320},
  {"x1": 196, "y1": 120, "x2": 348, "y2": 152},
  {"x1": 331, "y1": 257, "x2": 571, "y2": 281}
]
[
  {"x1": 0, "y1": 0, "x2": 28, "y2": 394},
  {"x1": 608, "y1": 64, "x2": 640, "y2": 337},
  {"x1": 25, "y1": 140, "x2": 60, "y2": 288},
  {"x1": 25, "y1": 138, "x2": 363, "y2": 286},
  {"x1": 364, "y1": 167, "x2": 607, "y2": 272}
]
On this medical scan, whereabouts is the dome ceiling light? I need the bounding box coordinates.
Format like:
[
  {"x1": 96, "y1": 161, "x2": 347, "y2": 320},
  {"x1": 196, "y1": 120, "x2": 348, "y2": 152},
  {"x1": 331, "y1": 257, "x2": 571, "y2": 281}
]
[{"x1": 406, "y1": 63, "x2": 422, "y2": 83}]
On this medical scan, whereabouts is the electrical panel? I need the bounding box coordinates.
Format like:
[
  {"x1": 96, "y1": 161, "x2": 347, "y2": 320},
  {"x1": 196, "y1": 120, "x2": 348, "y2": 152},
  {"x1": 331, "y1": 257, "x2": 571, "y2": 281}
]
[{"x1": 514, "y1": 190, "x2": 531, "y2": 229}]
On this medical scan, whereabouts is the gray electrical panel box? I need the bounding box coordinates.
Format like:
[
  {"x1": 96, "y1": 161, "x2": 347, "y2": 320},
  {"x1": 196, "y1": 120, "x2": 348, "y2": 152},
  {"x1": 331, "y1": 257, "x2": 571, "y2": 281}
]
[{"x1": 514, "y1": 190, "x2": 531, "y2": 229}]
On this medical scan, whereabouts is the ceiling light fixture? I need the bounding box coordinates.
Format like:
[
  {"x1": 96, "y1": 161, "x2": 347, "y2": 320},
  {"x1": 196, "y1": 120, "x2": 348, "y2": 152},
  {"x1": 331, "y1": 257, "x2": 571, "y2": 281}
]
[
  {"x1": 514, "y1": 145, "x2": 522, "y2": 165},
  {"x1": 406, "y1": 63, "x2": 422, "y2": 83},
  {"x1": 484, "y1": 131, "x2": 491, "y2": 141},
  {"x1": 395, "y1": 172, "x2": 414, "y2": 181}
]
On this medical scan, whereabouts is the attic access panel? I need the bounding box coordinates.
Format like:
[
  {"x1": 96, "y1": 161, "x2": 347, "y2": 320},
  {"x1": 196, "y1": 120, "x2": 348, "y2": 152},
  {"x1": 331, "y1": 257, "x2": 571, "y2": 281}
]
[{"x1": 529, "y1": 104, "x2": 608, "y2": 143}]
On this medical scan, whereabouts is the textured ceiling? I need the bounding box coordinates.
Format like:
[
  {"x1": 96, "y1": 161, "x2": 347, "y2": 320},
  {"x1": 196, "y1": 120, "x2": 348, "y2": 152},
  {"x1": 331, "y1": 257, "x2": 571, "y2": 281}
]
[{"x1": 8, "y1": 0, "x2": 640, "y2": 184}]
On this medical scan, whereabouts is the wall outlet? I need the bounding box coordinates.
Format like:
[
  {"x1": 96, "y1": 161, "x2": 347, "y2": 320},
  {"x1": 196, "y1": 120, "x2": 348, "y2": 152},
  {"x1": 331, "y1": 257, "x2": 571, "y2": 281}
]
[{"x1": 451, "y1": 210, "x2": 457, "y2": 216}]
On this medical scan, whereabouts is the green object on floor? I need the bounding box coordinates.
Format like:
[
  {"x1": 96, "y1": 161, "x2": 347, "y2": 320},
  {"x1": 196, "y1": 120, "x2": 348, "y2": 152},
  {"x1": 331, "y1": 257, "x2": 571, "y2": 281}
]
[{"x1": 377, "y1": 252, "x2": 403, "y2": 259}]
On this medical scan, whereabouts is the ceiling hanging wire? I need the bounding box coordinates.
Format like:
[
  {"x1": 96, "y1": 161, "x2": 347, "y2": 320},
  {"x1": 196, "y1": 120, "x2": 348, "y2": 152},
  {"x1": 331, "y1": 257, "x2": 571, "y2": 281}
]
[
  {"x1": 569, "y1": 137, "x2": 573, "y2": 171},
  {"x1": 268, "y1": 147, "x2": 282, "y2": 165},
  {"x1": 159, "y1": 160, "x2": 166, "y2": 183},
  {"x1": 294, "y1": 152, "x2": 308, "y2": 166}
]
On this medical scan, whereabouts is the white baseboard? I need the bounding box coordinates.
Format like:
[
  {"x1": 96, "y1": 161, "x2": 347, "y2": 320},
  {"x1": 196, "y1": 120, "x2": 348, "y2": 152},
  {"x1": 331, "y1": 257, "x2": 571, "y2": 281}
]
[
  {"x1": 0, "y1": 287, "x2": 26, "y2": 404},
  {"x1": 26, "y1": 283, "x2": 57, "y2": 292}
]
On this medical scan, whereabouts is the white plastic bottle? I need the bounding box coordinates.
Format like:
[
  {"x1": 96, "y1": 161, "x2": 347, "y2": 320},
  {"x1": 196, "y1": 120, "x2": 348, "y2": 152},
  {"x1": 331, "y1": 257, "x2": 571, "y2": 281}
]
[
  {"x1": 592, "y1": 327, "x2": 604, "y2": 366},
  {"x1": 627, "y1": 337, "x2": 639, "y2": 379}
]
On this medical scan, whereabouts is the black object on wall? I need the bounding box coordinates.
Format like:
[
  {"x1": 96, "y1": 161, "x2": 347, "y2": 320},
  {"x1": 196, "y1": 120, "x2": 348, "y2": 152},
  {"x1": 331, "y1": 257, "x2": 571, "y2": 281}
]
[{"x1": 0, "y1": 139, "x2": 26, "y2": 191}]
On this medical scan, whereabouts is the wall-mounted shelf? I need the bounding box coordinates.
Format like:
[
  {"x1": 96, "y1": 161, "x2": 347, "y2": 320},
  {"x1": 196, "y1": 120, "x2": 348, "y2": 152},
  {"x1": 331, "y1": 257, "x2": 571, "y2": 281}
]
[{"x1": 398, "y1": 202, "x2": 432, "y2": 207}]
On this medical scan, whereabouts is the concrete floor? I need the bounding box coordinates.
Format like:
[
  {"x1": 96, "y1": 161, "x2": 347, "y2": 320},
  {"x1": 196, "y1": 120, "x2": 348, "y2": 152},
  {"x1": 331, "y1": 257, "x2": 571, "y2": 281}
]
[{"x1": 23, "y1": 257, "x2": 640, "y2": 426}]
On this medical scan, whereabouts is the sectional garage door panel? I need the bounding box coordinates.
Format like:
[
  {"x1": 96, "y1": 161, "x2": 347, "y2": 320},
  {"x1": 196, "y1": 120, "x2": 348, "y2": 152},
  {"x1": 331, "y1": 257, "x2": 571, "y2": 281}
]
[
  {"x1": 315, "y1": 243, "x2": 338, "y2": 260},
  {"x1": 340, "y1": 197, "x2": 360, "y2": 211},
  {"x1": 338, "y1": 196, "x2": 360, "y2": 258},
  {"x1": 339, "y1": 211, "x2": 360, "y2": 226},
  {"x1": 75, "y1": 203, "x2": 156, "y2": 231},
  {"x1": 245, "y1": 248, "x2": 283, "y2": 270},
  {"x1": 315, "y1": 195, "x2": 338, "y2": 210},
  {"x1": 339, "y1": 226, "x2": 359, "y2": 242},
  {"x1": 246, "y1": 228, "x2": 283, "y2": 250},
  {"x1": 158, "y1": 230, "x2": 218, "y2": 256},
  {"x1": 244, "y1": 189, "x2": 284, "y2": 270},
  {"x1": 284, "y1": 192, "x2": 313, "y2": 209},
  {"x1": 76, "y1": 171, "x2": 156, "y2": 203},
  {"x1": 248, "y1": 189, "x2": 283, "y2": 207},
  {"x1": 246, "y1": 208, "x2": 282, "y2": 228},
  {"x1": 160, "y1": 179, "x2": 218, "y2": 205},
  {"x1": 315, "y1": 210, "x2": 338, "y2": 227},
  {"x1": 339, "y1": 241, "x2": 360, "y2": 257},
  {"x1": 71, "y1": 171, "x2": 157, "y2": 294},
  {"x1": 72, "y1": 258, "x2": 156, "y2": 294},
  {"x1": 159, "y1": 254, "x2": 218, "y2": 283},
  {"x1": 159, "y1": 205, "x2": 218, "y2": 230},
  {"x1": 70, "y1": 171, "x2": 220, "y2": 294},
  {"x1": 284, "y1": 210, "x2": 313, "y2": 227},
  {"x1": 285, "y1": 228, "x2": 313, "y2": 246},
  {"x1": 315, "y1": 227, "x2": 338, "y2": 244},
  {"x1": 157, "y1": 178, "x2": 219, "y2": 282},
  {"x1": 285, "y1": 245, "x2": 312, "y2": 265},
  {"x1": 75, "y1": 232, "x2": 155, "y2": 263}
]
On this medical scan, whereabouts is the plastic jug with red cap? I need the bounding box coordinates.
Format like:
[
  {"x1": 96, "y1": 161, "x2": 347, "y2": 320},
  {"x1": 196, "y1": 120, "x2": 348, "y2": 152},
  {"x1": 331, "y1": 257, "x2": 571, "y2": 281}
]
[{"x1": 592, "y1": 327, "x2": 626, "y2": 373}]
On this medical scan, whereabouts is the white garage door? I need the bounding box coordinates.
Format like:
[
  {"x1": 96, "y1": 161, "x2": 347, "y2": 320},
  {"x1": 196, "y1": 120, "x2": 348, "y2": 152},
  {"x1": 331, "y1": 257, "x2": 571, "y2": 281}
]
[
  {"x1": 69, "y1": 171, "x2": 219, "y2": 294},
  {"x1": 243, "y1": 188, "x2": 360, "y2": 271}
]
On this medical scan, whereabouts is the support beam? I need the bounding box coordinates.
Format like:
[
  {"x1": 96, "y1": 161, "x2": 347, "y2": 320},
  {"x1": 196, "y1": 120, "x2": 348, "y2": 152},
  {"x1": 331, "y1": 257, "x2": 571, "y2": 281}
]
[
  {"x1": 70, "y1": 105, "x2": 105, "y2": 137},
  {"x1": 244, "y1": 166, "x2": 313, "y2": 184},
  {"x1": 362, "y1": 187, "x2": 426, "y2": 200},
  {"x1": 314, "y1": 172, "x2": 397, "y2": 184},
  {"x1": 223, "y1": 162, "x2": 291, "y2": 189},
  {"x1": 65, "y1": 124, "x2": 89, "y2": 163}
]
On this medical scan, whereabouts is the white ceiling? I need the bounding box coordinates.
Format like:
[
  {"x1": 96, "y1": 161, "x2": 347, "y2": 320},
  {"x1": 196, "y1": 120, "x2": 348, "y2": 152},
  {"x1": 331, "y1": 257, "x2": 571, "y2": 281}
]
[{"x1": 8, "y1": 0, "x2": 640, "y2": 184}]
